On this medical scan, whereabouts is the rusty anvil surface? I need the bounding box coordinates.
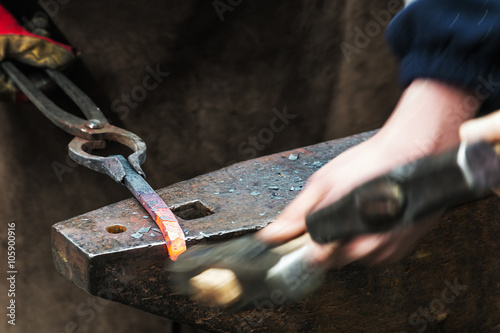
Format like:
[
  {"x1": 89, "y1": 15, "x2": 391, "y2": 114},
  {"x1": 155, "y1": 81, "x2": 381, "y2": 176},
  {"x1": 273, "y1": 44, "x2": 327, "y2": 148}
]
[{"x1": 52, "y1": 130, "x2": 500, "y2": 332}]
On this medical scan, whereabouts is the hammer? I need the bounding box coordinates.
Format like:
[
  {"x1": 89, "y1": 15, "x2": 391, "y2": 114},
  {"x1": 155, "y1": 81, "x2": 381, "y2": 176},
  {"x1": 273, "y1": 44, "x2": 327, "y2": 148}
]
[{"x1": 170, "y1": 141, "x2": 500, "y2": 309}]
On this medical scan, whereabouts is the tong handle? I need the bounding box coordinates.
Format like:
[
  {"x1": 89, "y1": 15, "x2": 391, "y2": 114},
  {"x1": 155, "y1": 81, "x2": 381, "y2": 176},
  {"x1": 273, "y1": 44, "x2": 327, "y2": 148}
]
[
  {"x1": 3, "y1": 60, "x2": 147, "y2": 179},
  {"x1": 1, "y1": 61, "x2": 94, "y2": 138}
]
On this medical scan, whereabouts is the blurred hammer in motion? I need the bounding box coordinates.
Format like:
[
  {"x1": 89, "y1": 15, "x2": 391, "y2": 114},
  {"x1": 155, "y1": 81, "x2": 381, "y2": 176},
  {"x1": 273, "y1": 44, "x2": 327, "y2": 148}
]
[{"x1": 170, "y1": 140, "x2": 500, "y2": 310}]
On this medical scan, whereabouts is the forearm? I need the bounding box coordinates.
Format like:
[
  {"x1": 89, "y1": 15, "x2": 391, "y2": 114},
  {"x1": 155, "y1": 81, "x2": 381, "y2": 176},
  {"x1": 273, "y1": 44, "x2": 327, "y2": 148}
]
[{"x1": 374, "y1": 79, "x2": 479, "y2": 163}]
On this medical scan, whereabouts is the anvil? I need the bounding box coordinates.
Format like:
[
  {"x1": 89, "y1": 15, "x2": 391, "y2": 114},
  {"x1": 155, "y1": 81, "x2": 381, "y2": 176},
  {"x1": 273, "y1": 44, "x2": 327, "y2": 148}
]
[{"x1": 52, "y1": 130, "x2": 500, "y2": 332}]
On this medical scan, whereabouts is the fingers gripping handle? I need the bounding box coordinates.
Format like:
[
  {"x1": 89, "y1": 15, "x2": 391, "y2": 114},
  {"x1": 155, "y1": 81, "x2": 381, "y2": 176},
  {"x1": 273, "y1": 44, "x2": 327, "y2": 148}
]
[{"x1": 306, "y1": 142, "x2": 500, "y2": 244}]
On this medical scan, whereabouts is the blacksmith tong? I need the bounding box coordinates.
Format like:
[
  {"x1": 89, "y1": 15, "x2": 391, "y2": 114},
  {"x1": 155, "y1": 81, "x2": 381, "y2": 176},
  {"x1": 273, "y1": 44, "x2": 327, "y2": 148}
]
[{"x1": 1, "y1": 61, "x2": 186, "y2": 260}]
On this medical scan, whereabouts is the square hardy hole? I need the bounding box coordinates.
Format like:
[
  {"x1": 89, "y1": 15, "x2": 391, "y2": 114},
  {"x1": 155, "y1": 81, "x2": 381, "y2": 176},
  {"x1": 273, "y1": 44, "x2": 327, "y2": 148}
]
[{"x1": 171, "y1": 200, "x2": 214, "y2": 220}]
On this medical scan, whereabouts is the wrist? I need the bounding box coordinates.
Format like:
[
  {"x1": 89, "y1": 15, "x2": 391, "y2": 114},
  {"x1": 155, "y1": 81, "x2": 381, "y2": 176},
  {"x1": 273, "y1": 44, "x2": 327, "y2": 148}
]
[{"x1": 374, "y1": 79, "x2": 479, "y2": 163}]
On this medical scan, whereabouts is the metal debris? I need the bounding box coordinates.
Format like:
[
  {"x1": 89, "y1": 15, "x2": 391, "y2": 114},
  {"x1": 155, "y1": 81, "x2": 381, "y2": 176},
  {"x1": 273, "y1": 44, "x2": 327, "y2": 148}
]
[
  {"x1": 288, "y1": 153, "x2": 299, "y2": 161},
  {"x1": 138, "y1": 227, "x2": 151, "y2": 234},
  {"x1": 268, "y1": 185, "x2": 279, "y2": 190}
]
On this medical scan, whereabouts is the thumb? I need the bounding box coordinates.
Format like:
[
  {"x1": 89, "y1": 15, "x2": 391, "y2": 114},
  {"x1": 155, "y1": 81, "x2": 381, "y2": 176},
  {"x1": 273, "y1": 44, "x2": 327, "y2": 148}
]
[
  {"x1": 459, "y1": 110, "x2": 500, "y2": 143},
  {"x1": 460, "y1": 110, "x2": 500, "y2": 196}
]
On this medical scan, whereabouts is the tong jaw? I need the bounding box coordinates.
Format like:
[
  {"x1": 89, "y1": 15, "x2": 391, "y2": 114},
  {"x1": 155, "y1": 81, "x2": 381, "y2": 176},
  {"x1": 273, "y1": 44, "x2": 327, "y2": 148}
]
[
  {"x1": 1, "y1": 61, "x2": 147, "y2": 182},
  {"x1": 68, "y1": 125, "x2": 146, "y2": 183}
]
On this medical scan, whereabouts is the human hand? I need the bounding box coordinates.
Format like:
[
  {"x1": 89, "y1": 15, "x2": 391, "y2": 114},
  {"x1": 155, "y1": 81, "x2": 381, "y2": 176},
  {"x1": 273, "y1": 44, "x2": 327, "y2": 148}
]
[
  {"x1": 460, "y1": 109, "x2": 500, "y2": 195},
  {"x1": 257, "y1": 79, "x2": 479, "y2": 268},
  {"x1": 460, "y1": 109, "x2": 500, "y2": 143},
  {"x1": 0, "y1": 4, "x2": 76, "y2": 102}
]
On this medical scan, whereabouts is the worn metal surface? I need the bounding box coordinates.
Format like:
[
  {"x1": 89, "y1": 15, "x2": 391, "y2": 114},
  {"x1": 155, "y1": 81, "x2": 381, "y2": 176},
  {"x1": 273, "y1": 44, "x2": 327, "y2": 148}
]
[{"x1": 52, "y1": 130, "x2": 500, "y2": 332}]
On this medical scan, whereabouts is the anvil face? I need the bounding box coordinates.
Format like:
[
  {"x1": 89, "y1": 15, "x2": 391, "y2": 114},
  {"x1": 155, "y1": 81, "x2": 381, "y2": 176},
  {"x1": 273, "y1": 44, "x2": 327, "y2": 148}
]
[
  {"x1": 52, "y1": 131, "x2": 375, "y2": 329},
  {"x1": 51, "y1": 130, "x2": 500, "y2": 332}
]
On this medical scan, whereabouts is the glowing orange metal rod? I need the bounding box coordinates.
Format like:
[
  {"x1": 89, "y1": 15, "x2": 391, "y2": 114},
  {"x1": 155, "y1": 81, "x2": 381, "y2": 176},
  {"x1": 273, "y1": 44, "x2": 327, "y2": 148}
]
[{"x1": 120, "y1": 156, "x2": 186, "y2": 260}]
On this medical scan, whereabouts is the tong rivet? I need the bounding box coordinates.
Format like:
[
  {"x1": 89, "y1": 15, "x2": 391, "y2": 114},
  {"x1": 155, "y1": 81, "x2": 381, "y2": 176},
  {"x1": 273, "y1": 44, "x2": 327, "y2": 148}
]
[{"x1": 86, "y1": 119, "x2": 103, "y2": 129}]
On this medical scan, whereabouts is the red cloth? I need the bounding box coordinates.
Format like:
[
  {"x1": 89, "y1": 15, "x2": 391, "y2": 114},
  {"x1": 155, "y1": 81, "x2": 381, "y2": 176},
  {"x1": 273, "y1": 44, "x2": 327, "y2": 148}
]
[{"x1": 0, "y1": 4, "x2": 73, "y2": 52}]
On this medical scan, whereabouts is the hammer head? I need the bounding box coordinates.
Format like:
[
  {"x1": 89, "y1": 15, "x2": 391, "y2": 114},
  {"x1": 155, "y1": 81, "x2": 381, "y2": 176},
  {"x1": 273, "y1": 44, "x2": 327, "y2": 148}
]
[{"x1": 169, "y1": 234, "x2": 325, "y2": 311}]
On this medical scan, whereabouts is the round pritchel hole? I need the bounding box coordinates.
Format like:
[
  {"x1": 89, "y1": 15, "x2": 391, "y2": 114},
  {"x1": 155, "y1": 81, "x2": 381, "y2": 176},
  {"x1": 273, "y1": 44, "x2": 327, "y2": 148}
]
[{"x1": 106, "y1": 225, "x2": 127, "y2": 234}]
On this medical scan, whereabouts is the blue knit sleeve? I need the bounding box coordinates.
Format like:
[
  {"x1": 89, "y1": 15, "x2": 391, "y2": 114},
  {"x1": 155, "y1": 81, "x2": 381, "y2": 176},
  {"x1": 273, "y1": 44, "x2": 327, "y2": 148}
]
[{"x1": 386, "y1": 0, "x2": 500, "y2": 112}]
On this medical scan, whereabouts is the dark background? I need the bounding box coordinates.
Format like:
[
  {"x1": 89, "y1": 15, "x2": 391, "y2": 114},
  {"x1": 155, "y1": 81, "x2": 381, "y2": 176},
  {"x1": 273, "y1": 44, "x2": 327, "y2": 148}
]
[{"x1": 0, "y1": 0, "x2": 401, "y2": 332}]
